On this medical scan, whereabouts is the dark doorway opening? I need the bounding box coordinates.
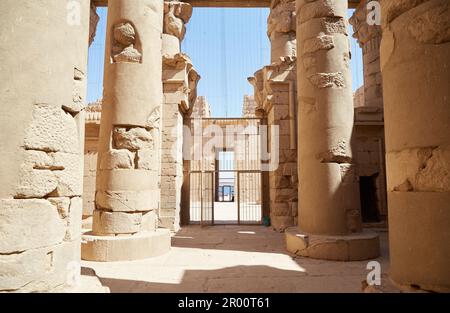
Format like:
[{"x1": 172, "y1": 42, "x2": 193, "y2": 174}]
[{"x1": 359, "y1": 175, "x2": 380, "y2": 223}]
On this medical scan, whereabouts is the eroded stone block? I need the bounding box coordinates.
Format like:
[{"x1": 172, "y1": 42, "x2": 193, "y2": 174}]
[
  {"x1": 0, "y1": 199, "x2": 66, "y2": 254},
  {"x1": 112, "y1": 127, "x2": 153, "y2": 151},
  {"x1": 24, "y1": 103, "x2": 79, "y2": 154}
]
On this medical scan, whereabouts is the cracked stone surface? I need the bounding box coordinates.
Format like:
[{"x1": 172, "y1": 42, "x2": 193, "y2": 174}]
[{"x1": 81, "y1": 225, "x2": 398, "y2": 293}]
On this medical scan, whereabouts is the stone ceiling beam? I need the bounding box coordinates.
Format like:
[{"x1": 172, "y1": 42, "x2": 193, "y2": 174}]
[{"x1": 93, "y1": 0, "x2": 361, "y2": 9}]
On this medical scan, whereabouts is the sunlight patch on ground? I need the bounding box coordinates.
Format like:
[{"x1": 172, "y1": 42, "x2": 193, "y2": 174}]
[{"x1": 82, "y1": 246, "x2": 306, "y2": 285}]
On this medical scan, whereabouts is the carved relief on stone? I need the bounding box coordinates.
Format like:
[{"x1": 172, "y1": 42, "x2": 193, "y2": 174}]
[
  {"x1": 268, "y1": 0, "x2": 296, "y2": 37},
  {"x1": 248, "y1": 57, "x2": 296, "y2": 113},
  {"x1": 188, "y1": 66, "x2": 200, "y2": 106},
  {"x1": 190, "y1": 96, "x2": 211, "y2": 118},
  {"x1": 163, "y1": 53, "x2": 200, "y2": 112},
  {"x1": 349, "y1": 0, "x2": 381, "y2": 48},
  {"x1": 163, "y1": 1, "x2": 193, "y2": 40},
  {"x1": 242, "y1": 95, "x2": 258, "y2": 118},
  {"x1": 162, "y1": 52, "x2": 191, "y2": 69},
  {"x1": 146, "y1": 106, "x2": 161, "y2": 130},
  {"x1": 65, "y1": 67, "x2": 86, "y2": 114},
  {"x1": 89, "y1": 1, "x2": 99, "y2": 46},
  {"x1": 111, "y1": 22, "x2": 142, "y2": 63}
]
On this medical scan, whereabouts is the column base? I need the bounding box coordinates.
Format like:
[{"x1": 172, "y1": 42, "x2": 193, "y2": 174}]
[
  {"x1": 285, "y1": 227, "x2": 380, "y2": 261},
  {"x1": 81, "y1": 229, "x2": 171, "y2": 262},
  {"x1": 52, "y1": 267, "x2": 110, "y2": 293}
]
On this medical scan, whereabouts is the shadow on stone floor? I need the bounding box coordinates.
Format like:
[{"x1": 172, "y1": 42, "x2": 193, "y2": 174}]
[
  {"x1": 84, "y1": 226, "x2": 393, "y2": 293},
  {"x1": 97, "y1": 264, "x2": 368, "y2": 293},
  {"x1": 171, "y1": 225, "x2": 289, "y2": 253}
]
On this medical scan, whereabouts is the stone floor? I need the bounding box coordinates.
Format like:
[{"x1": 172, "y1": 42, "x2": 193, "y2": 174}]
[{"x1": 82, "y1": 225, "x2": 394, "y2": 293}]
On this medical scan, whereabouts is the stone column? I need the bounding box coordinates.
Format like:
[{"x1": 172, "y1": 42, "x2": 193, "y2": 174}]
[
  {"x1": 349, "y1": 0, "x2": 383, "y2": 109},
  {"x1": 82, "y1": 0, "x2": 170, "y2": 262},
  {"x1": 160, "y1": 1, "x2": 195, "y2": 231},
  {"x1": 285, "y1": 0, "x2": 379, "y2": 260},
  {"x1": 268, "y1": 0, "x2": 297, "y2": 63},
  {"x1": 162, "y1": 1, "x2": 193, "y2": 56},
  {"x1": 380, "y1": 0, "x2": 450, "y2": 292},
  {"x1": 0, "y1": 0, "x2": 89, "y2": 291},
  {"x1": 161, "y1": 54, "x2": 199, "y2": 231}
]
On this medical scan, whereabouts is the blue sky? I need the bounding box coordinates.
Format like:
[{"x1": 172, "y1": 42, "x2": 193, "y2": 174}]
[{"x1": 87, "y1": 8, "x2": 363, "y2": 117}]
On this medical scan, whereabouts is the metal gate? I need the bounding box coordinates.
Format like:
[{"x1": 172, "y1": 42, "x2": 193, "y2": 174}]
[
  {"x1": 237, "y1": 171, "x2": 262, "y2": 224},
  {"x1": 187, "y1": 117, "x2": 263, "y2": 225},
  {"x1": 189, "y1": 171, "x2": 214, "y2": 225},
  {"x1": 189, "y1": 170, "x2": 262, "y2": 225}
]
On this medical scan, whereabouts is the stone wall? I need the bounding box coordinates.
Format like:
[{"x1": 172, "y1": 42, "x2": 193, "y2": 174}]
[
  {"x1": 353, "y1": 113, "x2": 387, "y2": 222},
  {"x1": 349, "y1": 1, "x2": 387, "y2": 224},
  {"x1": 249, "y1": 57, "x2": 298, "y2": 231},
  {"x1": 242, "y1": 95, "x2": 257, "y2": 118},
  {"x1": 82, "y1": 102, "x2": 102, "y2": 228},
  {"x1": 191, "y1": 96, "x2": 212, "y2": 118}
]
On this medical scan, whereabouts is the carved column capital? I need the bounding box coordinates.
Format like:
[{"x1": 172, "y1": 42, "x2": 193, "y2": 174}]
[
  {"x1": 267, "y1": 0, "x2": 296, "y2": 62},
  {"x1": 89, "y1": 1, "x2": 100, "y2": 46},
  {"x1": 162, "y1": 53, "x2": 200, "y2": 113},
  {"x1": 163, "y1": 1, "x2": 193, "y2": 41},
  {"x1": 267, "y1": 0, "x2": 296, "y2": 38},
  {"x1": 349, "y1": 0, "x2": 381, "y2": 49}
]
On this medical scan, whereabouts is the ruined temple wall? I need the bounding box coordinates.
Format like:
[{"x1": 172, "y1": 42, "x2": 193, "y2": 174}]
[
  {"x1": 350, "y1": 1, "x2": 387, "y2": 223},
  {"x1": 160, "y1": 88, "x2": 186, "y2": 231},
  {"x1": 353, "y1": 124, "x2": 387, "y2": 221},
  {"x1": 266, "y1": 81, "x2": 298, "y2": 231},
  {"x1": 82, "y1": 103, "x2": 102, "y2": 225},
  {"x1": 83, "y1": 137, "x2": 98, "y2": 220},
  {"x1": 0, "y1": 0, "x2": 90, "y2": 292},
  {"x1": 249, "y1": 60, "x2": 298, "y2": 231}
]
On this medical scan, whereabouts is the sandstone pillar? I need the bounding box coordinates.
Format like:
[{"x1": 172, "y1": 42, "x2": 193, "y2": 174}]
[
  {"x1": 268, "y1": 0, "x2": 297, "y2": 63},
  {"x1": 285, "y1": 0, "x2": 379, "y2": 260},
  {"x1": 248, "y1": 0, "x2": 298, "y2": 231},
  {"x1": 82, "y1": 0, "x2": 170, "y2": 262},
  {"x1": 162, "y1": 1, "x2": 193, "y2": 56},
  {"x1": 161, "y1": 54, "x2": 200, "y2": 231},
  {"x1": 0, "y1": 0, "x2": 90, "y2": 291},
  {"x1": 160, "y1": 1, "x2": 196, "y2": 231},
  {"x1": 349, "y1": 0, "x2": 383, "y2": 109},
  {"x1": 380, "y1": 0, "x2": 450, "y2": 292},
  {"x1": 249, "y1": 59, "x2": 298, "y2": 232}
]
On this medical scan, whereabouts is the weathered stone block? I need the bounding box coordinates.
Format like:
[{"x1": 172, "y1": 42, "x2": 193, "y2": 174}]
[
  {"x1": 136, "y1": 149, "x2": 155, "y2": 170},
  {"x1": 93, "y1": 210, "x2": 143, "y2": 235},
  {"x1": 112, "y1": 127, "x2": 153, "y2": 151},
  {"x1": 95, "y1": 190, "x2": 158, "y2": 212},
  {"x1": 0, "y1": 239, "x2": 80, "y2": 292},
  {"x1": 24, "y1": 104, "x2": 79, "y2": 154},
  {"x1": 50, "y1": 152, "x2": 83, "y2": 197},
  {"x1": 0, "y1": 199, "x2": 66, "y2": 254},
  {"x1": 99, "y1": 149, "x2": 134, "y2": 170}
]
